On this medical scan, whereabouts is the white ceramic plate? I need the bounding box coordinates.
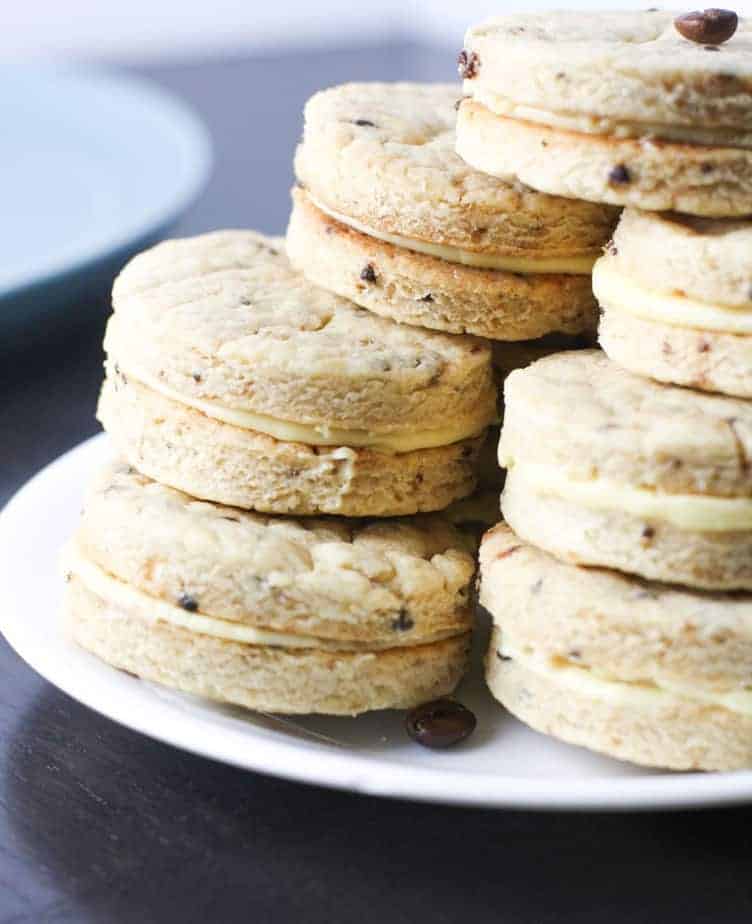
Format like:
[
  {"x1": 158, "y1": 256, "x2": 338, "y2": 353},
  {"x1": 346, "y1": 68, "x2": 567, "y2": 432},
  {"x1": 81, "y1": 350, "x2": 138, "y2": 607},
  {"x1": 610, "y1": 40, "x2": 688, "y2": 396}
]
[
  {"x1": 0, "y1": 65, "x2": 211, "y2": 343},
  {"x1": 3, "y1": 434, "x2": 752, "y2": 811}
]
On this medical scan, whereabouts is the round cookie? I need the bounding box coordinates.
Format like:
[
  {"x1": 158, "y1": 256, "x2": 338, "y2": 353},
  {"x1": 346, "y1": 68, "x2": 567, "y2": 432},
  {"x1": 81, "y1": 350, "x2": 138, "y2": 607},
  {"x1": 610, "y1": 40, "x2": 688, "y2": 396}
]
[
  {"x1": 461, "y1": 12, "x2": 752, "y2": 139},
  {"x1": 480, "y1": 524, "x2": 752, "y2": 770},
  {"x1": 596, "y1": 209, "x2": 752, "y2": 397},
  {"x1": 499, "y1": 350, "x2": 752, "y2": 590},
  {"x1": 287, "y1": 188, "x2": 600, "y2": 340},
  {"x1": 64, "y1": 461, "x2": 475, "y2": 716},
  {"x1": 100, "y1": 230, "x2": 497, "y2": 516},
  {"x1": 457, "y1": 12, "x2": 752, "y2": 214},
  {"x1": 290, "y1": 82, "x2": 615, "y2": 339},
  {"x1": 456, "y1": 101, "x2": 752, "y2": 217}
]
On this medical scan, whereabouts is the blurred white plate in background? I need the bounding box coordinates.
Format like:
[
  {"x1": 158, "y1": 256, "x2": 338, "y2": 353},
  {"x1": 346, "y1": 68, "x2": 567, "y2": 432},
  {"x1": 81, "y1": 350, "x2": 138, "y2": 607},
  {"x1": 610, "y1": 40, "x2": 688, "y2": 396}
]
[
  {"x1": 3, "y1": 434, "x2": 752, "y2": 812},
  {"x1": 0, "y1": 66, "x2": 211, "y2": 345}
]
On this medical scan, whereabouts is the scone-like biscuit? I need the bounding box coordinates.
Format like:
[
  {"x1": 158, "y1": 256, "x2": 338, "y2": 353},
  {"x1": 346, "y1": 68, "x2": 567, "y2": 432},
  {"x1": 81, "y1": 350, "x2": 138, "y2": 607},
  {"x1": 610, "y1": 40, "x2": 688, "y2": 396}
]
[
  {"x1": 480, "y1": 524, "x2": 752, "y2": 770},
  {"x1": 64, "y1": 462, "x2": 475, "y2": 716},
  {"x1": 458, "y1": 12, "x2": 752, "y2": 214},
  {"x1": 597, "y1": 209, "x2": 752, "y2": 397},
  {"x1": 100, "y1": 230, "x2": 496, "y2": 515},
  {"x1": 499, "y1": 350, "x2": 752, "y2": 590},
  {"x1": 290, "y1": 83, "x2": 615, "y2": 338}
]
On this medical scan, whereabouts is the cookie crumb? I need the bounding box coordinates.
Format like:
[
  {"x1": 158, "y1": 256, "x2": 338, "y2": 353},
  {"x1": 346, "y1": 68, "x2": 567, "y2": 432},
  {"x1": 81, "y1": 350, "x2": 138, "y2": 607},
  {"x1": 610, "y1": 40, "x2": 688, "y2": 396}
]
[
  {"x1": 608, "y1": 164, "x2": 631, "y2": 185},
  {"x1": 177, "y1": 593, "x2": 199, "y2": 613},
  {"x1": 392, "y1": 608, "x2": 415, "y2": 632},
  {"x1": 457, "y1": 49, "x2": 480, "y2": 79},
  {"x1": 360, "y1": 263, "x2": 377, "y2": 283}
]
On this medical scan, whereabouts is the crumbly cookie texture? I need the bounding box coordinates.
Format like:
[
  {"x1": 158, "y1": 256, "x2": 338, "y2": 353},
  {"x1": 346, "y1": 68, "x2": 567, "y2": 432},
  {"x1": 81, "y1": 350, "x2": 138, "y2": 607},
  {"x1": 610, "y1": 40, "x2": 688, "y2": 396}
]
[
  {"x1": 67, "y1": 578, "x2": 471, "y2": 716},
  {"x1": 487, "y1": 639, "x2": 752, "y2": 771},
  {"x1": 500, "y1": 349, "x2": 752, "y2": 497},
  {"x1": 462, "y1": 12, "x2": 752, "y2": 135},
  {"x1": 481, "y1": 524, "x2": 752, "y2": 693},
  {"x1": 98, "y1": 377, "x2": 484, "y2": 517},
  {"x1": 606, "y1": 209, "x2": 752, "y2": 307},
  {"x1": 456, "y1": 101, "x2": 752, "y2": 217},
  {"x1": 286, "y1": 189, "x2": 599, "y2": 340},
  {"x1": 108, "y1": 230, "x2": 496, "y2": 437},
  {"x1": 294, "y1": 82, "x2": 616, "y2": 257},
  {"x1": 77, "y1": 461, "x2": 476, "y2": 645}
]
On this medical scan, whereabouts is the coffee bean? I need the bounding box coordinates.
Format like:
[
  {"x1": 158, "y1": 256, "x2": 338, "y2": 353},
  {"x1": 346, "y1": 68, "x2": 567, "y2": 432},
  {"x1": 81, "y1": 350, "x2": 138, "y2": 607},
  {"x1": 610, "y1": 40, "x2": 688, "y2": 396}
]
[
  {"x1": 360, "y1": 263, "x2": 377, "y2": 283},
  {"x1": 177, "y1": 593, "x2": 199, "y2": 612},
  {"x1": 608, "y1": 164, "x2": 631, "y2": 185},
  {"x1": 406, "y1": 699, "x2": 477, "y2": 749},
  {"x1": 457, "y1": 49, "x2": 480, "y2": 79},
  {"x1": 675, "y1": 9, "x2": 738, "y2": 44}
]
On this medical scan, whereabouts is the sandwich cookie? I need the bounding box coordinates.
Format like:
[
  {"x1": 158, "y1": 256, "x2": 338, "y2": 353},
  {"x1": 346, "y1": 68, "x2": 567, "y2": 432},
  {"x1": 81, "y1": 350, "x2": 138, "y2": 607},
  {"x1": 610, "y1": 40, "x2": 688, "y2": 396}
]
[
  {"x1": 481, "y1": 524, "x2": 752, "y2": 770},
  {"x1": 457, "y1": 11, "x2": 752, "y2": 215},
  {"x1": 98, "y1": 231, "x2": 497, "y2": 516},
  {"x1": 597, "y1": 209, "x2": 752, "y2": 398},
  {"x1": 64, "y1": 462, "x2": 476, "y2": 716},
  {"x1": 500, "y1": 350, "x2": 752, "y2": 590},
  {"x1": 289, "y1": 82, "x2": 616, "y2": 340}
]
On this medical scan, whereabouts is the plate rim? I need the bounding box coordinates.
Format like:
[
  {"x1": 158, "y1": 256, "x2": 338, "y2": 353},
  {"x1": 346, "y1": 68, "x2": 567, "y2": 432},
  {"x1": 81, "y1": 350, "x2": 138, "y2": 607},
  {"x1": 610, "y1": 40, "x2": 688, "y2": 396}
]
[
  {"x1": 3, "y1": 434, "x2": 752, "y2": 812},
  {"x1": 0, "y1": 64, "x2": 212, "y2": 300}
]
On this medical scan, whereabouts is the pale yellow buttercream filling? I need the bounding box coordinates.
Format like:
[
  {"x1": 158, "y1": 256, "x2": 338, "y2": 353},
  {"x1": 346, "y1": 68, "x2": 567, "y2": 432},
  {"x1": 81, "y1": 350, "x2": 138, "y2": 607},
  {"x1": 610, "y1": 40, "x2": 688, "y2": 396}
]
[
  {"x1": 309, "y1": 195, "x2": 596, "y2": 275},
  {"x1": 116, "y1": 363, "x2": 487, "y2": 453},
  {"x1": 498, "y1": 641, "x2": 752, "y2": 716},
  {"x1": 594, "y1": 259, "x2": 752, "y2": 335},
  {"x1": 502, "y1": 459, "x2": 752, "y2": 531},
  {"x1": 65, "y1": 545, "x2": 411, "y2": 652},
  {"x1": 471, "y1": 88, "x2": 752, "y2": 149}
]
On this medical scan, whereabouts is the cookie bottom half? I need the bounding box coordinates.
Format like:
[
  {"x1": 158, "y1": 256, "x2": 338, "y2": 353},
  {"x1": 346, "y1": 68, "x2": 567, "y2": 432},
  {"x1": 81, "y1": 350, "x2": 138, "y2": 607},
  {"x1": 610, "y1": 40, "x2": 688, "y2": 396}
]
[
  {"x1": 457, "y1": 101, "x2": 752, "y2": 217},
  {"x1": 286, "y1": 188, "x2": 598, "y2": 341},
  {"x1": 600, "y1": 309, "x2": 752, "y2": 399},
  {"x1": 486, "y1": 632, "x2": 752, "y2": 771},
  {"x1": 98, "y1": 376, "x2": 484, "y2": 517},
  {"x1": 67, "y1": 578, "x2": 472, "y2": 717},
  {"x1": 502, "y1": 473, "x2": 752, "y2": 591}
]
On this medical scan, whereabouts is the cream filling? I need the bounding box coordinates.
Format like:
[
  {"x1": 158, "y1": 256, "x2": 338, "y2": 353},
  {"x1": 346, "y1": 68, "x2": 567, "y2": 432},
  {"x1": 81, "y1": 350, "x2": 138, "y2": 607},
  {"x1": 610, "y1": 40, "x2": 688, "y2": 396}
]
[
  {"x1": 499, "y1": 641, "x2": 752, "y2": 716},
  {"x1": 472, "y1": 88, "x2": 752, "y2": 149},
  {"x1": 594, "y1": 259, "x2": 752, "y2": 335},
  {"x1": 502, "y1": 459, "x2": 752, "y2": 532},
  {"x1": 308, "y1": 195, "x2": 596, "y2": 275},
  {"x1": 65, "y1": 545, "x2": 394, "y2": 652},
  {"x1": 115, "y1": 363, "x2": 486, "y2": 453}
]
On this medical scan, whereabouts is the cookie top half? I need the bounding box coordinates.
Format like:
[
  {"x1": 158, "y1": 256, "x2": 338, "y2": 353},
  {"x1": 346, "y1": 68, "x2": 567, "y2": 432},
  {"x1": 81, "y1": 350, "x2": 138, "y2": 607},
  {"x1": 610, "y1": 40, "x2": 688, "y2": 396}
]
[
  {"x1": 463, "y1": 11, "x2": 752, "y2": 139},
  {"x1": 598, "y1": 208, "x2": 752, "y2": 308},
  {"x1": 294, "y1": 82, "x2": 616, "y2": 262},
  {"x1": 499, "y1": 349, "x2": 752, "y2": 497},
  {"x1": 106, "y1": 230, "x2": 496, "y2": 448},
  {"x1": 71, "y1": 462, "x2": 476, "y2": 647}
]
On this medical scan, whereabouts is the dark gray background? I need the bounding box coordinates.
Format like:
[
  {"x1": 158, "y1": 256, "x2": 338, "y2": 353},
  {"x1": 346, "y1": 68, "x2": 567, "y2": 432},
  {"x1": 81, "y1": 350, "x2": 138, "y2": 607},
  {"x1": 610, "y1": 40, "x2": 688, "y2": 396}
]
[{"x1": 2, "y1": 42, "x2": 752, "y2": 924}]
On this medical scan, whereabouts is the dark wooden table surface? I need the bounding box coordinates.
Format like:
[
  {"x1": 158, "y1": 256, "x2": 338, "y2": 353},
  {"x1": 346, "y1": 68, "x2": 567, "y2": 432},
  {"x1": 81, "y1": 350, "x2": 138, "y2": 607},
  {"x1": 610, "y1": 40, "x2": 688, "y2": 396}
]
[{"x1": 2, "y1": 42, "x2": 752, "y2": 924}]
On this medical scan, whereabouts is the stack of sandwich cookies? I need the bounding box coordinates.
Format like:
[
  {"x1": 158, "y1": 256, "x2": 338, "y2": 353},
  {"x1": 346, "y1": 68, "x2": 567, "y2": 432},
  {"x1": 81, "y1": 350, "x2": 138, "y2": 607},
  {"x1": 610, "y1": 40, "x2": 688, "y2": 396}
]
[
  {"x1": 289, "y1": 82, "x2": 617, "y2": 340},
  {"x1": 481, "y1": 525, "x2": 752, "y2": 770},
  {"x1": 64, "y1": 463, "x2": 476, "y2": 716},
  {"x1": 99, "y1": 230, "x2": 497, "y2": 517},
  {"x1": 456, "y1": 11, "x2": 752, "y2": 215},
  {"x1": 596, "y1": 209, "x2": 752, "y2": 398},
  {"x1": 499, "y1": 350, "x2": 752, "y2": 591}
]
